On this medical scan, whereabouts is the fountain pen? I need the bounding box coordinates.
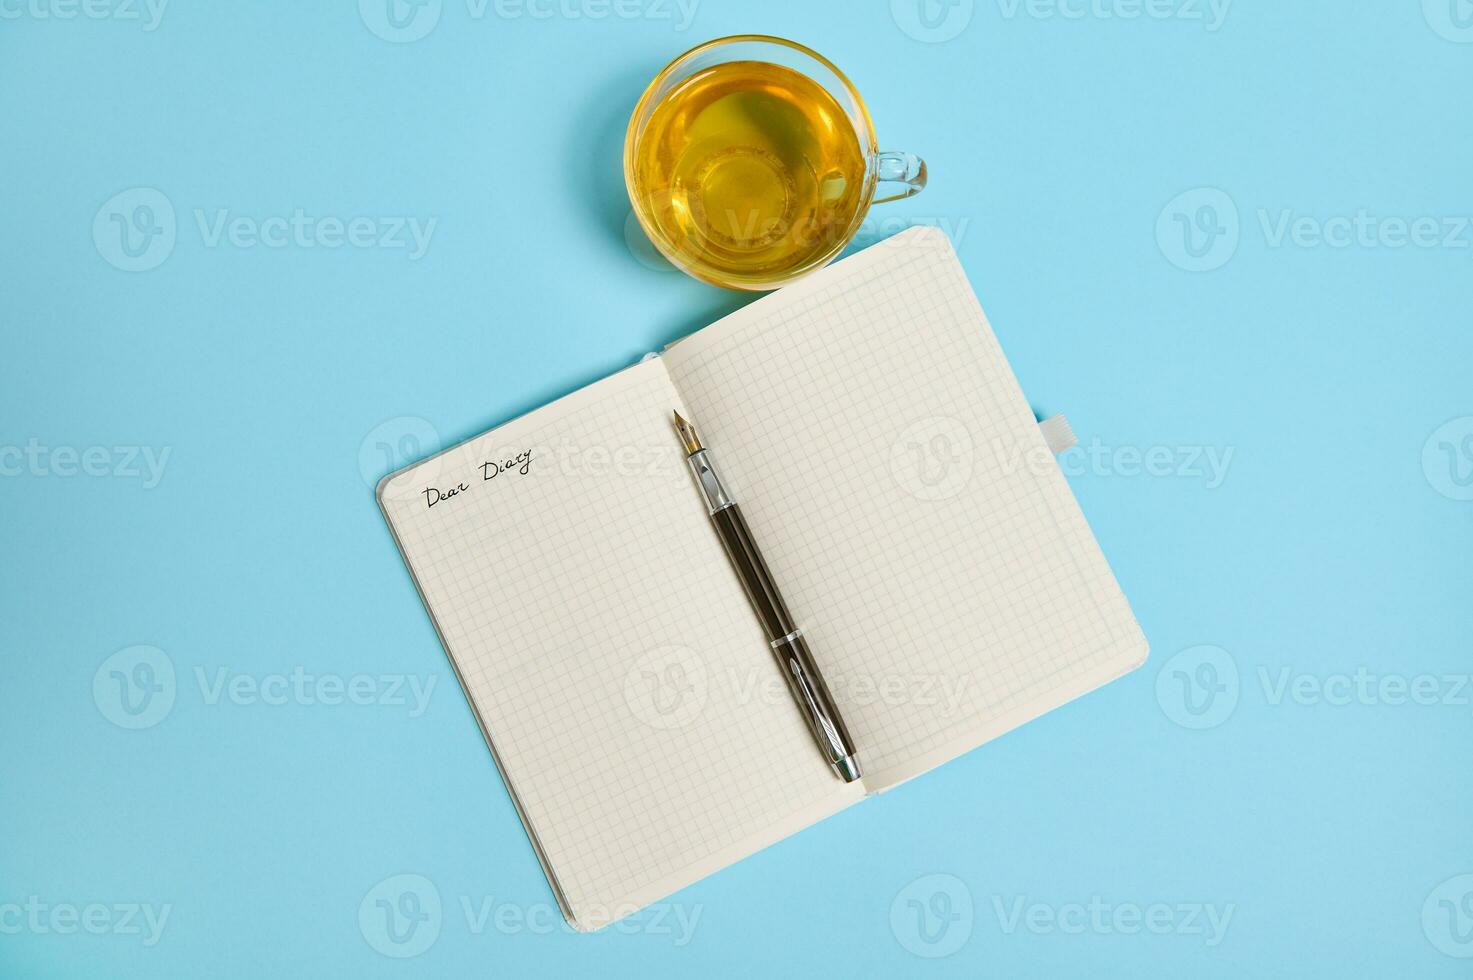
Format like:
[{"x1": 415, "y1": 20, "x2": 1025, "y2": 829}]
[{"x1": 672, "y1": 411, "x2": 861, "y2": 783}]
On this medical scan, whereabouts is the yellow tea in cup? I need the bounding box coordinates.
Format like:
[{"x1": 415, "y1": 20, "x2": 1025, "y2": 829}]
[
  {"x1": 631, "y1": 61, "x2": 866, "y2": 287},
  {"x1": 626, "y1": 36, "x2": 927, "y2": 291}
]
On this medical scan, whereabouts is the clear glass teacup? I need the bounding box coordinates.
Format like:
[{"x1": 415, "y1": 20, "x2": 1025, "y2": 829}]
[{"x1": 625, "y1": 35, "x2": 927, "y2": 291}]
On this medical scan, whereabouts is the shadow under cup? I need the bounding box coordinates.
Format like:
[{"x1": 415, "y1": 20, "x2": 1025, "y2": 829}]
[{"x1": 624, "y1": 34, "x2": 926, "y2": 292}]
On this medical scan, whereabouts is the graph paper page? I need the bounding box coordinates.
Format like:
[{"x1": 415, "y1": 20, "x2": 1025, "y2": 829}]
[
  {"x1": 378, "y1": 358, "x2": 860, "y2": 929},
  {"x1": 663, "y1": 227, "x2": 1148, "y2": 789}
]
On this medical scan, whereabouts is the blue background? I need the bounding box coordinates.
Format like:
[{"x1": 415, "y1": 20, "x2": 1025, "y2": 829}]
[{"x1": 3, "y1": 1, "x2": 1471, "y2": 976}]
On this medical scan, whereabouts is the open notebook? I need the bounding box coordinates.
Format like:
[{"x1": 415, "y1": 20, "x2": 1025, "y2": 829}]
[{"x1": 377, "y1": 227, "x2": 1147, "y2": 931}]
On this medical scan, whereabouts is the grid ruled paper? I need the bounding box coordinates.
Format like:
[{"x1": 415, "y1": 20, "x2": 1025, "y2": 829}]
[
  {"x1": 378, "y1": 358, "x2": 858, "y2": 929},
  {"x1": 663, "y1": 227, "x2": 1148, "y2": 788},
  {"x1": 379, "y1": 228, "x2": 1145, "y2": 929}
]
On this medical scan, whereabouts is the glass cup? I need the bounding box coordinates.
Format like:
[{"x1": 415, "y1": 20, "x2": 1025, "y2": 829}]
[{"x1": 624, "y1": 35, "x2": 927, "y2": 292}]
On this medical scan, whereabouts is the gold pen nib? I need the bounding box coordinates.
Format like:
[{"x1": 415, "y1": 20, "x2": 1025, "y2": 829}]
[{"x1": 672, "y1": 410, "x2": 704, "y2": 455}]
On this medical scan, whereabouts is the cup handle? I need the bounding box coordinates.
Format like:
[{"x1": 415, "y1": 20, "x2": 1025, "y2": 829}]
[{"x1": 872, "y1": 151, "x2": 927, "y2": 204}]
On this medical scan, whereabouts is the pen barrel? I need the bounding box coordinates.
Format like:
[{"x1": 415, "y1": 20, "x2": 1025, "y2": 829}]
[
  {"x1": 771, "y1": 631, "x2": 859, "y2": 774},
  {"x1": 709, "y1": 503, "x2": 798, "y2": 639},
  {"x1": 709, "y1": 504, "x2": 859, "y2": 770}
]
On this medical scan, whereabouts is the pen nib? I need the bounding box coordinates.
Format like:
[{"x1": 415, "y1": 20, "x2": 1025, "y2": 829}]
[{"x1": 672, "y1": 411, "x2": 704, "y2": 455}]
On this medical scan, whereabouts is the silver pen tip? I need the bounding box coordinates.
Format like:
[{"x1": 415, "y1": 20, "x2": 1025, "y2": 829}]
[
  {"x1": 832, "y1": 755, "x2": 862, "y2": 783},
  {"x1": 672, "y1": 411, "x2": 704, "y2": 455}
]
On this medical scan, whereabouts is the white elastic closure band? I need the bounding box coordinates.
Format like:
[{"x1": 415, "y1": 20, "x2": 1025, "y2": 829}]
[{"x1": 1038, "y1": 414, "x2": 1077, "y2": 456}]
